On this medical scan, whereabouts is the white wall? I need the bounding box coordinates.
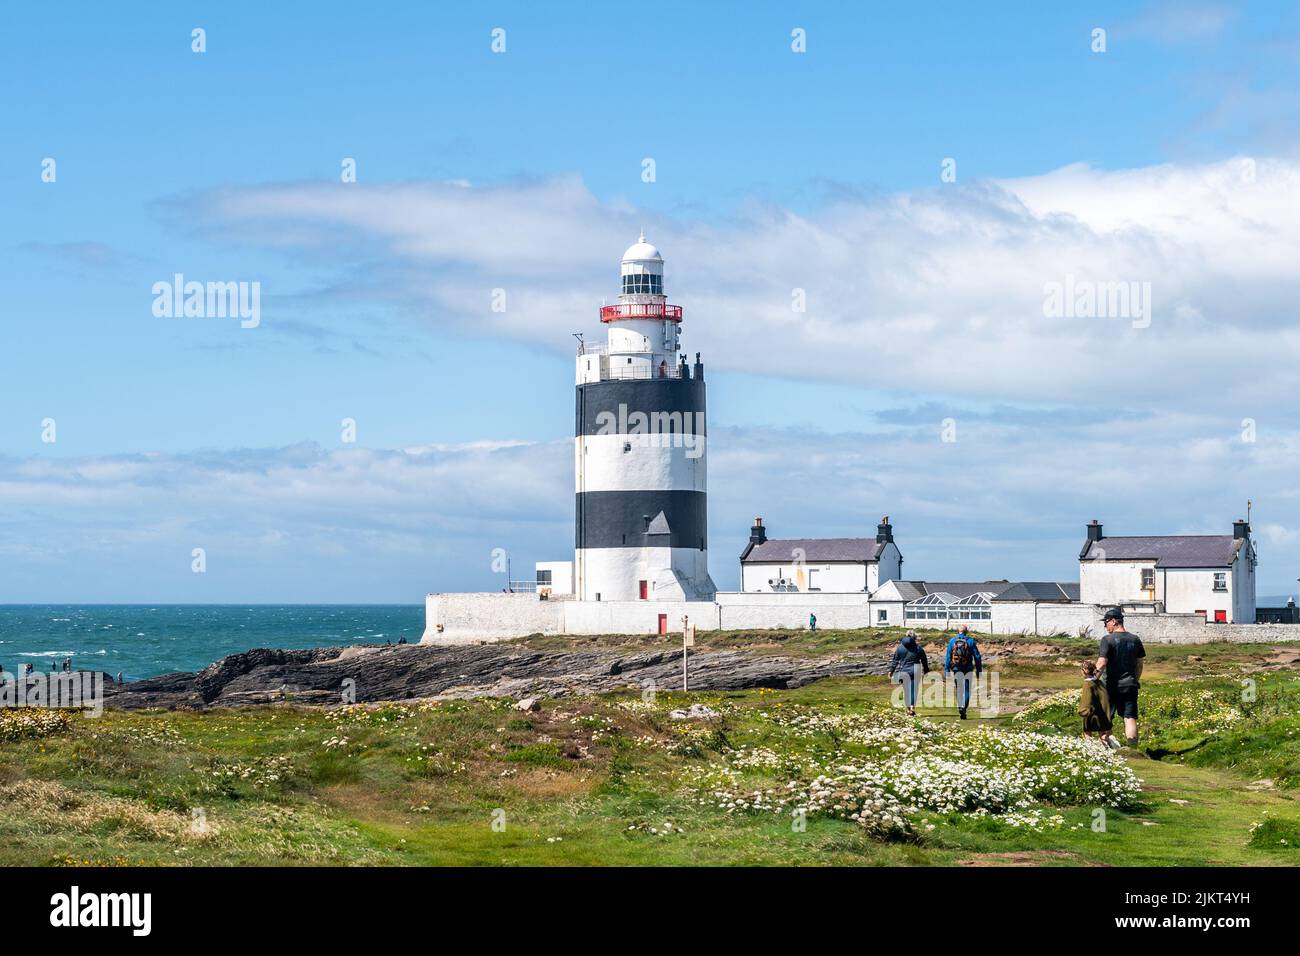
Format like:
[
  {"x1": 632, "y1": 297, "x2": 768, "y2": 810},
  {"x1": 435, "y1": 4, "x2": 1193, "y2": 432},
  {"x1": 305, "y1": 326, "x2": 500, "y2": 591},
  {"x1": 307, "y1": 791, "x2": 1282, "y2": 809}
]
[
  {"x1": 1079, "y1": 560, "x2": 1155, "y2": 605},
  {"x1": 424, "y1": 592, "x2": 1300, "y2": 646},
  {"x1": 1162, "y1": 568, "x2": 1232, "y2": 619},
  {"x1": 740, "y1": 560, "x2": 870, "y2": 593},
  {"x1": 423, "y1": 592, "x2": 565, "y2": 643}
]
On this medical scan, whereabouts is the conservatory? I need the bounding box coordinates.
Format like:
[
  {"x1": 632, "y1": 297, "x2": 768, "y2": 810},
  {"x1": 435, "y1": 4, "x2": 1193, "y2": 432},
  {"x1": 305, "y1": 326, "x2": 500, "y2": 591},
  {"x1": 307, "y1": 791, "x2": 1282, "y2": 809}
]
[{"x1": 903, "y1": 591, "x2": 995, "y2": 623}]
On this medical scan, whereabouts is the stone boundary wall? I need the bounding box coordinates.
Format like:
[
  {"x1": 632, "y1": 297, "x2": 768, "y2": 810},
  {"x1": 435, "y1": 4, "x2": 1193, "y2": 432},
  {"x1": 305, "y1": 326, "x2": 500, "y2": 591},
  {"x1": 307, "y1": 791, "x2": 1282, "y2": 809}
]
[{"x1": 423, "y1": 592, "x2": 1300, "y2": 645}]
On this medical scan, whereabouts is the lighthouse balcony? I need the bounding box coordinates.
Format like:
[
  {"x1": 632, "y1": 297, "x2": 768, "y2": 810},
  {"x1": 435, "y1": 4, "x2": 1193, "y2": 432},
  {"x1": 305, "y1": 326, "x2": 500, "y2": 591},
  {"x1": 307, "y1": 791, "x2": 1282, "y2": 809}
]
[
  {"x1": 599, "y1": 303, "x2": 682, "y2": 323},
  {"x1": 577, "y1": 350, "x2": 693, "y2": 384}
]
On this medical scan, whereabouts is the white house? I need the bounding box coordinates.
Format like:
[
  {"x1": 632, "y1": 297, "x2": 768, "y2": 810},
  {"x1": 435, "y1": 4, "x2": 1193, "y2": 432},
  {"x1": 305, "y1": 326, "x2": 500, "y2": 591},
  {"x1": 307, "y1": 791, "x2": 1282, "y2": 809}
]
[
  {"x1": 1077, "y1": 519, "x2": 1257, "y2": 623},
  {"x1": 739, "y1": 516, "x2": 903, "y2": 593}
]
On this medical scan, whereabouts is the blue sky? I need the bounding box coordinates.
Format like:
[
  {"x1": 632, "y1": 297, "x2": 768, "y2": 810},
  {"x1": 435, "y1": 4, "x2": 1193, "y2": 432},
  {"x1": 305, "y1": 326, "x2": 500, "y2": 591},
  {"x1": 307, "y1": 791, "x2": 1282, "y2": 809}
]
[{"x1": 4, "y1": 1, "x2": 1300, "y2": 602}]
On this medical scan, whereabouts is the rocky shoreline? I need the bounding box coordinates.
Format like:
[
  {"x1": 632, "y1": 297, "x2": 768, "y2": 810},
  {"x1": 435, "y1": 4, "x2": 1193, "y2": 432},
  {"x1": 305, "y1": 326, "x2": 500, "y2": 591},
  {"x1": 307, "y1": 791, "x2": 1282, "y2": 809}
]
[{"x1": 103, "y1": 642, "x2": 893, "y2": 710}]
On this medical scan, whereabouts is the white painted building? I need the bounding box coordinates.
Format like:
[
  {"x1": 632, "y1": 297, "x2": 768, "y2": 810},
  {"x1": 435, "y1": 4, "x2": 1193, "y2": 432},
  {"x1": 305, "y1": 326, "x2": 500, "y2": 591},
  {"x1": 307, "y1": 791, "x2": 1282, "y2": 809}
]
[
  {"x1": 739, "y1": 516, "x2": 903, "y2": 593},
  {"x1": 534, "y1": 561, "x2": 573, "y2": 597},
  {"x1": 1077, "y1": 519, "x2": 1257, "y2": 623}
]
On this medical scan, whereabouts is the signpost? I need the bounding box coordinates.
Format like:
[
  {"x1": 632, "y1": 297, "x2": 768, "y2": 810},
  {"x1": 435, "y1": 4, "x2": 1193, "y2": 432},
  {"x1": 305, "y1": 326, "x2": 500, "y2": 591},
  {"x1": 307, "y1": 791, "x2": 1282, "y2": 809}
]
[{"x1": 681, "y1": 615, "x2": 695, "y2": 691}]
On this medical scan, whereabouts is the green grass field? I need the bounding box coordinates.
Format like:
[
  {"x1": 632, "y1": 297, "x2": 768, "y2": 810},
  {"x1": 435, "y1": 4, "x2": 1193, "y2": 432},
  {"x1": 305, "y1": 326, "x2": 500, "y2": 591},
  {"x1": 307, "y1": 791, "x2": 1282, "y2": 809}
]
[{"x1": 1, "y1": 630, "x2": 1298, "y2": 866}]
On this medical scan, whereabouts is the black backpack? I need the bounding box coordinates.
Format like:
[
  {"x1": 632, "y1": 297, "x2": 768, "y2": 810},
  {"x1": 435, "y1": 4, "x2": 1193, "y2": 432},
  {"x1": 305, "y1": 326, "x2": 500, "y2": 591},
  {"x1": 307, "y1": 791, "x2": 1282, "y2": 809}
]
[{"x1": 950, "y1": 637, "x2": 971, "y2": 669}]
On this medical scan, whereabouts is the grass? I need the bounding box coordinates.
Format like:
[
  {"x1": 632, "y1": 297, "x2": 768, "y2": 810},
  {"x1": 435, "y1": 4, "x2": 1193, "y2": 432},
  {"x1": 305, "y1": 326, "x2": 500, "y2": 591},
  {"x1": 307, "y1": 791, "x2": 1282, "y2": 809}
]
[{"x1": 0, "y1": 631, "x2": 1297, "y2": 866}]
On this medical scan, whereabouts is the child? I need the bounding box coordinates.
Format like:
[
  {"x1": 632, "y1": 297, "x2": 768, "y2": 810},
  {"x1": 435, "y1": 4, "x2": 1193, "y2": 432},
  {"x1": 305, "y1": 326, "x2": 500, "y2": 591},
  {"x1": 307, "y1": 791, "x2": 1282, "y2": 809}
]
[{"x1": 1079, "y1": 661, "x2": 1119, "y2": 749}]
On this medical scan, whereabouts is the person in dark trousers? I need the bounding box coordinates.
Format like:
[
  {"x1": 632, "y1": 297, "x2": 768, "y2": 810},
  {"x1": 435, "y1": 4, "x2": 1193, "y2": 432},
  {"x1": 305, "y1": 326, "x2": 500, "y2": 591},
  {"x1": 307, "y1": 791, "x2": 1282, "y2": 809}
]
[
  {"x1": 889, "y1": 630, "x2": 929, "y2": 716},
  {"x1": 1096, "y1": 607, "x2": 1146, "y2": 747},
  {"x1": 808, "y1": 613, "x2": 817, "y2": 632},
  {"x1": 943, "y1": 624, "x2": 982, "y2": 719}
]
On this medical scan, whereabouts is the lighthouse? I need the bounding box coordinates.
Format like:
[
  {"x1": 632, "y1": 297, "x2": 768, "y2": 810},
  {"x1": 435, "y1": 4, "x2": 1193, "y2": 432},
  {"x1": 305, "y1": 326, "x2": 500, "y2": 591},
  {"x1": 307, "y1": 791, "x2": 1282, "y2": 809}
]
[{"x1": 573, "y1": 235, "x2": 716, "y2": 602}]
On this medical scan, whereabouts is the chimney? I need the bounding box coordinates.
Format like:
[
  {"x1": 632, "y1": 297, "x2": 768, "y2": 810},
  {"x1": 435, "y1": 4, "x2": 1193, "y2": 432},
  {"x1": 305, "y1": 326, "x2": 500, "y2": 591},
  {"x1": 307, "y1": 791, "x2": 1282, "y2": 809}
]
[
  {"x1": 876, "y1": 515, "x2": 893, "y2": 544},
  {"x1": 1086, "y1": 520, "x2": 1103, "y2": 544},
  {"x1": 750, "y1": 516, "x2": 767, "y2": 546},
  {"x1": 1234, "y1": 518, "x2": 1250, "y2": 540},
  {"x1": 693, "y1": 352, "x2": 704, "y2": 381}
]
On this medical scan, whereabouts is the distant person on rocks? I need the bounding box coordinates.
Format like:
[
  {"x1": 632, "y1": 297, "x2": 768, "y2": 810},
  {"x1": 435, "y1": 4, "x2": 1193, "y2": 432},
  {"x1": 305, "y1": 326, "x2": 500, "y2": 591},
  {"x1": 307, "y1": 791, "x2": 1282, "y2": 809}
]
[
  {"x1": 889, "y1": 630, "x2": 929, "y2": 717},
  {"x1": 1097, "y1": 607, "x2": 1145, "y2": 747},
  {"x1": 1079, "y1": 661, "x2": 1118, "y2": 749},
  {"x1": 943, "y1": 624, "x2": 982, "y2": 720},
  {"x1": 116, "y1": 671, "x2": 124, "y2": 684},
  {"x1": 808, "y1": 613, "x2": 817, "y2": 633},
  {"x1": 397, "y1": 636, "x2": 408, "y2": 645},
  {"x1": 24, "y1": 663, "x2": 33, "y2": 677}
]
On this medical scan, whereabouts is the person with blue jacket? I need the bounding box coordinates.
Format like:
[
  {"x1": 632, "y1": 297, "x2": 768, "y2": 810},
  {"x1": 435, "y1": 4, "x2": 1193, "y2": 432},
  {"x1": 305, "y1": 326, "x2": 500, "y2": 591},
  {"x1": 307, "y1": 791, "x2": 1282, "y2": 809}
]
[
  {"x1": 943, "y1": 624, "x2": 983, "y2": 720},
  {"x1": 889, "y1": 630, "x2": 930, "y2": 716}
]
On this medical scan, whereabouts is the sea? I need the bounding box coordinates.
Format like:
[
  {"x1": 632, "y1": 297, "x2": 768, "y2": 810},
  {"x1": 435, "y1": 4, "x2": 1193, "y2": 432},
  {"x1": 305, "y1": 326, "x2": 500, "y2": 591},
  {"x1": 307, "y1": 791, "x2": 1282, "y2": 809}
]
[{"x1": 0, "y1": 605, "x2": 424, "y2": 681}]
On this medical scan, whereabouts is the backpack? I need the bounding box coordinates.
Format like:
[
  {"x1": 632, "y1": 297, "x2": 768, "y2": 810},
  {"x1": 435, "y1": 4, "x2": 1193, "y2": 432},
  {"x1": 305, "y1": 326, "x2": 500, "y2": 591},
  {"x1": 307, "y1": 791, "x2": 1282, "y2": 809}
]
[{"x1": 950, "y1": 637, "x2": 970, "y2": 669}]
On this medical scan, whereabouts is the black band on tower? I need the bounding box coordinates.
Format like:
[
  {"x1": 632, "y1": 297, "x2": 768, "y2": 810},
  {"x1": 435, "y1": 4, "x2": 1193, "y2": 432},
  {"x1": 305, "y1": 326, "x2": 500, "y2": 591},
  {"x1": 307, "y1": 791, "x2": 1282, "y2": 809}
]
[
  {"x1": 576, "y1": 379, "x2": 706, "y2": 436},
  {"x1": 575, "y1": 490, "x2": 708, "y2": 551}
]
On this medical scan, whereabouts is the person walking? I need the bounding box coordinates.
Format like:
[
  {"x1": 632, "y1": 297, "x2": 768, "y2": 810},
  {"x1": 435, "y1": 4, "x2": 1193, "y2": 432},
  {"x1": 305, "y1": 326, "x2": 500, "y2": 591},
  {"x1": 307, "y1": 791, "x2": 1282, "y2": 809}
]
[
  {"x1": 1079, "y1": 661, "x2": 1118, "y2": 748},
  {"x1": 1096, "y1": 607, "x2": 1145, "y2": 747},
  {"x1": 889, "y1": 630, "x2": 930, "y2": 717},
  {"x1": 943, "y1": 624, "x2": 982, "y2": 720},
  {"x1": 808, "y1": 613, "x2": 817, "y2": 633}
]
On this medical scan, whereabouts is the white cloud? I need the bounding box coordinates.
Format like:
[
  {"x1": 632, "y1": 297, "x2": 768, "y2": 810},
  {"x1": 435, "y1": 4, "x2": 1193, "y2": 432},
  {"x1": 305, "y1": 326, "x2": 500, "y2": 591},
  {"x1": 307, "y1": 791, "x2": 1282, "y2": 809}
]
[
  {"x1": 6, "y1": 409, "x2": 1299, "y2": 601},
  {"x1": 192, "y1": 157, "x2": 1300, "y2": 412}
]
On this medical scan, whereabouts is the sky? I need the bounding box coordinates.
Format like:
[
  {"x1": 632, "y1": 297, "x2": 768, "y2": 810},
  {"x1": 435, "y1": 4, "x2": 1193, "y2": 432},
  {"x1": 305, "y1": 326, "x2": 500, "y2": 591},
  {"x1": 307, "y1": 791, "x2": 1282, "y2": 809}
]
[{"x1": 3, "y1": 1, "x2": 1300, "y2": 602}]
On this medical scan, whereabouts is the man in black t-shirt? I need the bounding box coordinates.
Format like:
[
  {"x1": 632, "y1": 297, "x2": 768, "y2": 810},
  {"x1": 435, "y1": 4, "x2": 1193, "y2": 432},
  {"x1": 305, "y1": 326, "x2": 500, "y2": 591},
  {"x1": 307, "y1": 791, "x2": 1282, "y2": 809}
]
[{"x1": 1095, "y1": 607, "x2": 1146, "y2": 747}]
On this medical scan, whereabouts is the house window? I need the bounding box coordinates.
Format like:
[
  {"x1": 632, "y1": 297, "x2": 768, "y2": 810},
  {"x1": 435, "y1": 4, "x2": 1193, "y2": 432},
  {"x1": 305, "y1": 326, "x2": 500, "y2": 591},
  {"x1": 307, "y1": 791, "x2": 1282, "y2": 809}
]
[
  {"x1": 877, "y1": 609, "x2": 888, "y2": 623},
  {"x1": 1213, "y1": 572, "x2": 1227, "y2": 592},
  {"x1": 536, "y1": 570, "x2": 552, "y2": 585},
  {"x1": 1140, "y1": 568, "x2": 1154, "y2": 590}
]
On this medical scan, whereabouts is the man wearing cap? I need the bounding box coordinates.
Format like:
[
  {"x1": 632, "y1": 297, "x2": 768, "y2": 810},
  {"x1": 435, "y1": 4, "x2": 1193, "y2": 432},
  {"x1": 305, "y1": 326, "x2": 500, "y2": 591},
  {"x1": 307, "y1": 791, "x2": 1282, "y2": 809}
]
[{"x1": 1096, "y1": 607, "x2": 1146, "y2": 747}]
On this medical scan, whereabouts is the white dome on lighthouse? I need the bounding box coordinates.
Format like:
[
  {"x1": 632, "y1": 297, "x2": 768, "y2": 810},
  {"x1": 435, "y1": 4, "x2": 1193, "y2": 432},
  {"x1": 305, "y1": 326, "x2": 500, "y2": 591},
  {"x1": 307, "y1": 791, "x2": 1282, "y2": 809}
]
[{"x1": 622, "y1": 232, "x2": 663, "y2": 262}]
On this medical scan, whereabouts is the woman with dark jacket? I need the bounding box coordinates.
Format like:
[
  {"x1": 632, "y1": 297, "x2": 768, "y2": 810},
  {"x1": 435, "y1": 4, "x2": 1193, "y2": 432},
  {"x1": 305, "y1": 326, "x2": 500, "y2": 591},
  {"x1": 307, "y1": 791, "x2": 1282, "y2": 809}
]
[{"x1": 889, "y1": 630, "x2": 930, "y2": 716}]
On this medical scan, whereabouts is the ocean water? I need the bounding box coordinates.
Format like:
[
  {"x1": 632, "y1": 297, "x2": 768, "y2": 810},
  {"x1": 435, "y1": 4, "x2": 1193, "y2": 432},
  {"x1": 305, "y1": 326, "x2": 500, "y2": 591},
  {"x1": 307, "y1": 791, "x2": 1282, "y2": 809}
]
[{"x1": 0, "y1": 605, "x2": 424, "y2": 681}]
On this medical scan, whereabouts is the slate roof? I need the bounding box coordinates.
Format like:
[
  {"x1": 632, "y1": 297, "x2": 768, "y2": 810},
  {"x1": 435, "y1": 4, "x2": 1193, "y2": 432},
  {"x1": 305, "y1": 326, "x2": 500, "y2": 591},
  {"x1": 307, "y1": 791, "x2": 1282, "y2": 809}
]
[
  {"x1": 991, "y1": 581, "x2": 1079, "y2": 603},
  {"x1": 884, "y1": 581, "x2": 927, "y2": 602},
  {"x1": 741, "y1": 538, "x2": 886, "y2": 563},
  {"x1": 1079, "y1": 535, "x2": 1241, "y2": 568}
]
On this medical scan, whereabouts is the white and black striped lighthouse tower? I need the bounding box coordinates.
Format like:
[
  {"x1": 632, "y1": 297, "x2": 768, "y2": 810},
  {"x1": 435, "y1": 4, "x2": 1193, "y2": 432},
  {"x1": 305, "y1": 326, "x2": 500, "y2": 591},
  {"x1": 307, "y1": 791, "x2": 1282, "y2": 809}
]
[{"x1": 573, "y1": 235, "x2": 716, "y2": 602}]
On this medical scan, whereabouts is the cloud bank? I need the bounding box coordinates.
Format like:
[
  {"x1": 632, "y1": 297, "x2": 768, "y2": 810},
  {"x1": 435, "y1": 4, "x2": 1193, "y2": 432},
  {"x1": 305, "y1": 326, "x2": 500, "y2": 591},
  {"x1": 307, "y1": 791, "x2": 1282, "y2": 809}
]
[{"x1": 193, "y1": 157, "x2": 1300, "y2": 412}]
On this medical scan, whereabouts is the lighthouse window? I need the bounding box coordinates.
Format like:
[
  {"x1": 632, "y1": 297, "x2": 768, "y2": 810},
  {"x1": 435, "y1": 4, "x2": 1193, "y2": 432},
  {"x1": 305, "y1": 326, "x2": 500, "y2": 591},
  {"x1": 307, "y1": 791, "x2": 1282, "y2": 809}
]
[{"x1": 621, "y1": 274, "x2": 663, "y2": 295}]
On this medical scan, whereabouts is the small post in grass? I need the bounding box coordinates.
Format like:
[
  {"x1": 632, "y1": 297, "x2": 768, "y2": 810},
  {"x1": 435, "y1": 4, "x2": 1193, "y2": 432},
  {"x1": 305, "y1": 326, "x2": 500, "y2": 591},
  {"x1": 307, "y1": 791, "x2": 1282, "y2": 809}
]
[{"x1": 681, "y1": 615, "x2": 694, "y2": 691}]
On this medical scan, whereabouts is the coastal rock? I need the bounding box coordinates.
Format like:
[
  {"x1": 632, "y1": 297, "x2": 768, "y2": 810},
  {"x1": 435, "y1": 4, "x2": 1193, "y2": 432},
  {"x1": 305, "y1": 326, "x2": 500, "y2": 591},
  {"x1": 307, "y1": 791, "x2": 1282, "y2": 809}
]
[
  {"x1": 669, "y1": 703, "x2": 721, "y2": 721},
  {"x1": 514, "y1": 697, "x2": 541, "y2": 712},
  {"x1": 104, "y1": 643, "x2": 891, "y2": 711}
]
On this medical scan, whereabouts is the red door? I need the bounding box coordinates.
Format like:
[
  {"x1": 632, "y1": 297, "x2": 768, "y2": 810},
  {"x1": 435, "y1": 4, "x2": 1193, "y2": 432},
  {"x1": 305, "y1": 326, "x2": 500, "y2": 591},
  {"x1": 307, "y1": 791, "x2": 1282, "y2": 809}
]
[
  {"x1": 657, "y1": 614, "x2": 668, "y2": 635},
  {"x1": 639, "y1": 580, "x2": 648, "y2": 600}
]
